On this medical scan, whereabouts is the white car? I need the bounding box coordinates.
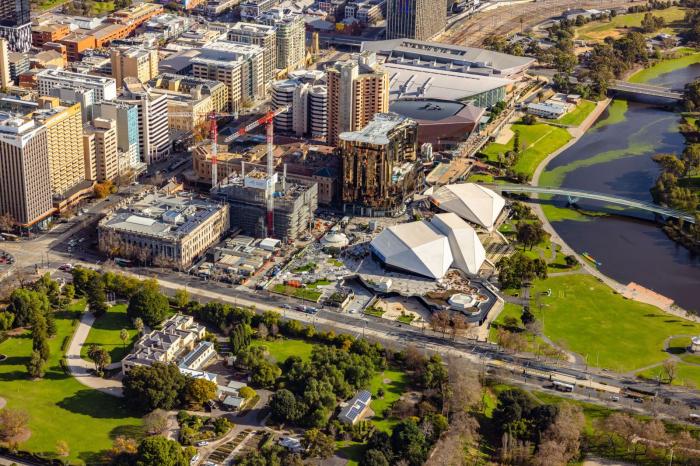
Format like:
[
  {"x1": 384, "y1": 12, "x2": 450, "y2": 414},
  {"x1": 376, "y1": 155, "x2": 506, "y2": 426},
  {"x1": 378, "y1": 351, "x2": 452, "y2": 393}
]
[{"x1": 196, "y1": 441, "x2": 209, "y2": 447}]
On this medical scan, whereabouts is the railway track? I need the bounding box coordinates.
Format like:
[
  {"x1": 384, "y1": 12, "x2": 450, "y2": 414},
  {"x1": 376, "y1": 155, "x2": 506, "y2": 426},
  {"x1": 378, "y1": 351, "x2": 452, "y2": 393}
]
[{"x1": 438, "y1": 0, "x2": 648, "y2": 46}]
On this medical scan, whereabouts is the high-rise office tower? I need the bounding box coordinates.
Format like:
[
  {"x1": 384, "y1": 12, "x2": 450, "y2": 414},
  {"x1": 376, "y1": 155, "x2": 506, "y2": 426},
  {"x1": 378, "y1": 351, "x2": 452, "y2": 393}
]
[
  {"x1": 0, "y1": 115, "x2": 52, "y2": 227},
  {"x1": 0, "y1": 0, "x2": 31, "y2": 52},
  {"x1": 31, "y1": 100, "x2": 87, "y2": 198},
  {"x1": 98, "y1": 101, "x2": 142, "y2": 173},
  {"x1": 386, "y1": 0, "x2": 446, "y2": 40},
  {"x1": 0, "y1": 38, "x2": 10, "y2": 89},
  {"x1": 119, "y1": 79, "x2": 170, "y2": 164},
  {"x1": 271, "y1": 70, "x2": 327, "y2": 141},
  {"x1": 326, "y1": 52, "x2": 389, "y2": 146},
  {"x1": 85, "y1": 118, "x2": 118, "y2": 182}
]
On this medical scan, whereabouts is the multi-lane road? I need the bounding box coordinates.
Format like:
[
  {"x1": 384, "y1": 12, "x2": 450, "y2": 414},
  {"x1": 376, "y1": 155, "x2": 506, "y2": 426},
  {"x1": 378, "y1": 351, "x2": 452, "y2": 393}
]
[{"x1": 6, "y1": 214, "x2": 696, "y2": 422}]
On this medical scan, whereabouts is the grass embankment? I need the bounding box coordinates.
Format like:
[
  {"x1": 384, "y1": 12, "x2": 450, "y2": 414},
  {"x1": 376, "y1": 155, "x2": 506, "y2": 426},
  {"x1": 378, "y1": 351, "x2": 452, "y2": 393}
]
[
  {"x1": 575, "y1": 6, "x2": 687, "y2": 42},
  {"x1": 481, "y1": 123, "x2": 572, "y2": 178},
  {"x1": 530, "y1": 274, "x2": 700, "y2": 372},
  {"x1": 0, "y1": 301, "x2": 141, "y2": 463},
  {"x1": 80, "y1": 304, "x2": 138, "y2": 363},
  {"x1": 558, "y1": 100, "x2": 597, "y2": 127}
]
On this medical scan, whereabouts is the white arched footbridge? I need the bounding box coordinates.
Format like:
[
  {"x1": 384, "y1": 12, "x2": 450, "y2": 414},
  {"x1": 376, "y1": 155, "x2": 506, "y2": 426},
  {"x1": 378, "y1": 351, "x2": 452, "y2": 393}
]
[{"x1": 483, "y1": 184, "x2": 696, "y2": 224}]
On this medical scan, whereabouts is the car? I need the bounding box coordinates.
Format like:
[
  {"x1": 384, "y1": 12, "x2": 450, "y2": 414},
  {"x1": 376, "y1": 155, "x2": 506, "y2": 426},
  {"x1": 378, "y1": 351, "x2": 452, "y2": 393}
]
[
  {"x1": 281, "y1": 304, "x2": 292, "y2": 309},
  {"x1": 610, "y1": 396, "x2": 620, "y2": 402},
  {"x1": 196, "y1": 441, "x2": 209, "y2": 447},
  {"x1": 633, "y1": 397, "x2": 644, "y2": 403},
  {"x1": 58, "y1": 263, "x2": 73, "y2": 271},
  {"x1": 190, "y1": 453, "x2": 200, "y2": 465}
]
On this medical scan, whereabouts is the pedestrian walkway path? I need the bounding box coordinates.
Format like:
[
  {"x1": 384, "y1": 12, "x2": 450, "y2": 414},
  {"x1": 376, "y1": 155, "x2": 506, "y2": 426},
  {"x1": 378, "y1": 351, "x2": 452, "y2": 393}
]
[{"x1": 65, "y1": 310, "x2": 124, "y2": 397}]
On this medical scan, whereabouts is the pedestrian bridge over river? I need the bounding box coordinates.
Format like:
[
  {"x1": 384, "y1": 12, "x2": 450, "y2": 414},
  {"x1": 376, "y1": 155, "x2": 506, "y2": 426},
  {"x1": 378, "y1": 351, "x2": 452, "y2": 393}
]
[{"x1": 483, "y1": 184, "x2": 697, "y2": 224}]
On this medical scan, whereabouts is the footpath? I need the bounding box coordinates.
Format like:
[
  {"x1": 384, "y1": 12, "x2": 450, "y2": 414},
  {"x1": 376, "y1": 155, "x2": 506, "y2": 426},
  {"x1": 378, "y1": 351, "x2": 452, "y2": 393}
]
[
  {"x1": 528, "y1": 98, "x2": 699, "y2": 322},
  {"x1": 65, "y1": 309, "x2": 124, "y2": 397}
]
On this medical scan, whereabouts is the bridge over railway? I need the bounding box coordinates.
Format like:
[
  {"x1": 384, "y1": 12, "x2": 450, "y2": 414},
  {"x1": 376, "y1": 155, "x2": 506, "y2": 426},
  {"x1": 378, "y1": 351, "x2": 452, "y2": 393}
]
[
  {"x1": 608, "y1": 80, "x2": 683, "y2": 101},
  {"x1": 483, "y1": 184, "x2": 697, "y2": 224}
]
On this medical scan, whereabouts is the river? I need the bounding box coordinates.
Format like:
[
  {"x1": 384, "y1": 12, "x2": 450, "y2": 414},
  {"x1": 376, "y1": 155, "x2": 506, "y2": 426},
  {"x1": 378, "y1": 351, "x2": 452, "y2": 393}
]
[{"x1": 542, "y1": 64, "x2": 700, "y2": 312}]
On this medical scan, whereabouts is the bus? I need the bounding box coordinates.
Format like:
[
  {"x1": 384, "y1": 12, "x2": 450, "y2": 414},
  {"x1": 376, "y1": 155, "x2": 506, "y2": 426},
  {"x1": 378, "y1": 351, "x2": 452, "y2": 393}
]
[
  {"x1": 114, "y1": 258, "x2": 133, "y2": 267},
  {"x1": 553, "y1": 381, "x2": 575, "y2": 393}
]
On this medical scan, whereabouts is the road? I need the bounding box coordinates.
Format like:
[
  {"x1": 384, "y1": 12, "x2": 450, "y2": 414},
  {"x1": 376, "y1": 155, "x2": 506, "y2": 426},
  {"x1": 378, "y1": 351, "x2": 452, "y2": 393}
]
[{"x1": 2, "y1": 204, "x2": 700, "y2": 421}]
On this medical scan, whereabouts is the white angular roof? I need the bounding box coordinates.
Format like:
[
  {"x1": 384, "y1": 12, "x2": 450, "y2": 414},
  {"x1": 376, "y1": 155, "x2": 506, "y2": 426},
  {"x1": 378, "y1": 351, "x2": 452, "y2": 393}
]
[
  {"x1": 370, "y1": 221, "x2": 453, "y2": 279},
  {"x1": 431, "y1": 213, "x2": 486, "y2": 275},
  {"x1": 429, "y1": 183, "x2": 505, "y2": 230}
]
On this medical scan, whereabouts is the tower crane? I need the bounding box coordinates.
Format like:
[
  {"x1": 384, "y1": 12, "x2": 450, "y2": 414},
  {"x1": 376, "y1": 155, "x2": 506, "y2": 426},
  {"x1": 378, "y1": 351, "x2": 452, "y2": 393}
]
[{"x1": 177, "y1": 106, "x2": 291, "y2": 237}]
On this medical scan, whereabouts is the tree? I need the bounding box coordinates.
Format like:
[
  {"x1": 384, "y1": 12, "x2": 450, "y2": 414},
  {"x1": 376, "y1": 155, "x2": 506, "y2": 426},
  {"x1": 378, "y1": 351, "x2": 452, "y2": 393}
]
[
  {"x1": 270, "y1": 389, "x2": 298, "y2": 423},
  {"x1": 94, "y1": 181, "x2": 115, "y2": 199},
  {"x1": 390, "y1": 419, "x2": 428, "y2": 466},
  {"x1": 7, "y1": 288, "x2": 49, "y2": 328},
  {"x1": 662, "y1": 359, "x2": 678, "y2": 384},
  {"x1": 239, "y1": 386, "x2": 256, "y2": 400},
  {"x1": 173, "y1": 289, "x2": 190, "y2": 309},
  {"x1": 496, "y1": 252, "x2": 548, "y2": 289},
  {"x1": 521, "y1": 307, "x2": 535, "y2": 326},
  {"x1": 251, "y1": 359, "x2": 281, "y2": 388},
  {"x1": 127, "y1": 287, "x2": 169, "y2": 327},
  {"x1": 516, "y1": 221, "x2": 547, "y2": 250},
  {"x1": 361, "y1": 449, "x2": 390, "y2": 466},
  {"x1": 521, "y1": 114, "x2": 537, "y2": 125},
  {"x1": 182, "y1": 378, "x2": 217, "y2": 409},
  {"x1": 641, "y1": 12, "x2": 665, "y2": 33},
  {"x1": 134, "y1": 317, "x2": 144, "y2": 335},
  {"x1": 123, "y1": 362, "x2": 187, "y2": 411},
  {"x1": 0, "y1": 408, "x2": 30, "y2": 442},
  {"x1": 0, "y1": 212, "x2": 15, "y2": 232},
  {"x1": 134, "y1": 436, "x2": 188, "y2": 466},
  {"x1": 120, "y1": 328, "x2": 129, "y2": 352},
  {"x1": 303, "y1": 428, "x2": 335, "y2": 459},
  {"x1": 142, "y1": 409, "x2": 169, "y2": 435},
  {"x1": 87, "y1": 344, "x2": 111, "y2": 376},
  {"x1": 230, "y1": 323, "x2": 252, "y2": 354},
  {"x1": 26, "y1": 350, "x2": 45, "y2": 379},
  {"x1": 257, "y1": 322, "x2": 269, "y2": 340},
  {"x1": 55, "y1": 440, "x2": 70, "y2": 457}
]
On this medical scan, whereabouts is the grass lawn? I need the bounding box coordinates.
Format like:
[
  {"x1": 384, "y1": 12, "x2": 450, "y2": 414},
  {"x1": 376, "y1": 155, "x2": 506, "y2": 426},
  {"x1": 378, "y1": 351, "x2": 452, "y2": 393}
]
[
  {"x1": 467, "y1": 173, "x2": 495, "y2": 183},
  {"x1": 488, "y1": 302, "x2": 565, "y2": 359},
  {"x1": 306, "y1": 279, "x2": 331, "y2": 289},
  {"x1": 335, "y1": 440, "x2": 363, "y2": 466},
  {"x1": 89, "y1": 0, "x2": 116, "y2": 15},
  {"x1": 80, "y1": 304, "x2": 138, "y2": 363},
  {"x1": 0, "y1": 306, "x2": 141, "y2": 463},
  {"x1": 364, "y1": 306, "x2": 385, "y2": 318},
  {"x1": 292, "y1": 262, "x2": 317, "y2": 273},
  {"x1": 366, "y1": 368, "x2": 409, "y2": 433},
  {"x1": 271, "y1": 284, "x2": 322, "y2": 302},
  {"x1": 250, "y1": 337, "x2": 314, "y2": 364},
  {"x1": 481, "y1": 123, "x2": 571, "y2": 178},
  {"x1": 576, "y1": 7, "x2": 686, "y2": 41},
  {"x1": 531, "y1": 274, "x2": 700, "y2": 372},
  {"x1": 637, "y1": 363, "x2": 700, "y2": 389},
  {"x1": 327, "y1": 259, "x2": 343, "y2": 267},
  {"x1": 396, "y1": 314, "x2": 414, "y2": 324},
  {"x1": 558, "y1": 100, "x2": 596, "y2": 127}
]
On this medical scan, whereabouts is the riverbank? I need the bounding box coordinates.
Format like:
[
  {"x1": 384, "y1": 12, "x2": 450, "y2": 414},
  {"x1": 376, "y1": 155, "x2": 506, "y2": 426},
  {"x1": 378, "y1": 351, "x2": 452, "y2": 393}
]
[{"x1": 526, "y1": 54, "x2": 700, "y2": 318}]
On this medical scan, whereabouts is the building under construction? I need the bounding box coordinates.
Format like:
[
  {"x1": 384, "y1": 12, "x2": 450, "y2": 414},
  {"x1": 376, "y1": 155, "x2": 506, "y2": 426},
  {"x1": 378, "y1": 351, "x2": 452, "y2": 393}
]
[{"x1": 211, "y1": 167, "x2": 318, "y2": 240}]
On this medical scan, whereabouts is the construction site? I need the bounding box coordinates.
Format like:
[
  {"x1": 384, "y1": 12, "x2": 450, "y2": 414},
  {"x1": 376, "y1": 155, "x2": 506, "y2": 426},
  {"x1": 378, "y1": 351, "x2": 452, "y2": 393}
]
[{"x1": 211, "y1": 167, "x2": 318, "y2": 241}]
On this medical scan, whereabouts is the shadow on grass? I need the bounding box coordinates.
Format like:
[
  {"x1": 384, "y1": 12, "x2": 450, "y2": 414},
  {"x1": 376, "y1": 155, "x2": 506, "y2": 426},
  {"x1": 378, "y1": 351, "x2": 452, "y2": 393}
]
[
  {"x1": 110, "y1": 424, "x2": 145, "y2": 441},
  {"x1": 336, "y1": 441, "x2": 365, "y2": 463},
  {"x1": 57, "y1": 389, "x2": 139, "y2": 419},
  {"x1": 78, "y1": 449, "x2": 112, "y2": 465}
]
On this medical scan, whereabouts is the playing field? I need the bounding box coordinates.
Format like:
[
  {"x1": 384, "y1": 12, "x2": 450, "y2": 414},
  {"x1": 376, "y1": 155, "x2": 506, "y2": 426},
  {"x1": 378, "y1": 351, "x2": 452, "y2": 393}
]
[
  {"x1": 481, "y1": 123, "x2": 572, "y2": 178},
  {"x1": 0, "y1": 304, "x2": 141, "y2": 463},
  {"x1": 531, "y1": 274, "x2": 700, "y2": 372}
]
